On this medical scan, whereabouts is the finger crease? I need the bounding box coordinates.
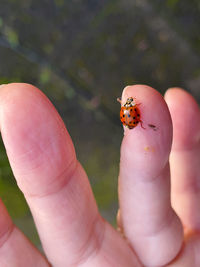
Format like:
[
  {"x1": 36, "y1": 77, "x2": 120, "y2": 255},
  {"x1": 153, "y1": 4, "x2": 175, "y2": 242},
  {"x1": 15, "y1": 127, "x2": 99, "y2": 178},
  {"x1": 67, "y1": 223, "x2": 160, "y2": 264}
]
[
  {"x1": 25, "y1": 159, "x2": 78, "y2": 198},
  {"x1": 0, "y1": 223, "x2": 15, "y2": 249},
  {"x1": 145, "y1": 209, "x2": 175, "y2": 237},
  {"x1": 74, "y1": 215, "x2": 106, "y2": 267}
]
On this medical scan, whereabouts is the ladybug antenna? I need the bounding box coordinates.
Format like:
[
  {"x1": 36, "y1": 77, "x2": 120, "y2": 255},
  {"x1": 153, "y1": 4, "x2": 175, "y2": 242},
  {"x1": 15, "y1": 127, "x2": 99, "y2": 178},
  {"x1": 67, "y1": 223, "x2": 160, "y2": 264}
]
[{"x1": 117, "y1": 97, "x2": 121, "y2": 104}]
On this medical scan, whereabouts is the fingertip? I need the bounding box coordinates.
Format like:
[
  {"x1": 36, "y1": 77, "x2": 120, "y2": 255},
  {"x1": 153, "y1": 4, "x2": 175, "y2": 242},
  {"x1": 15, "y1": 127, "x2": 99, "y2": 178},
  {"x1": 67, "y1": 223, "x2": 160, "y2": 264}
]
[
  {"x1": 0, "y1": 83, "x2": 76, "y2": 196},
  {"x1": 165, "y1": 87, "x2": 199, "y2": 110},
  {"x1": 165, "y1": 87, "x2": 200, "y2": 150},
  {"x1": 122, "y1": 84, "x2": 160, "y2": 103},
  {"x1": 165, "y1": 87, "x2": 195, "y2": 103},
  {"x1": 120, "y1": 84, "x2": 172, "y2": 178},
  {"x1": 0, "y1": 83, "x2": 48, "y2": 116},
  {"x1": 122, "y1": 84, "x2": 172, "y2": 130},
  {"x1": 0, "y1": 82, "x2": 41, "y2": 96}
]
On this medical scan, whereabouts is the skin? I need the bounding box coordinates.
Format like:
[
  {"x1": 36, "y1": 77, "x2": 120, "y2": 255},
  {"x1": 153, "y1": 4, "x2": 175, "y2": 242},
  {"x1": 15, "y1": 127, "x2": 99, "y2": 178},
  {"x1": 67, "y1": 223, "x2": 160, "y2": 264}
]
[{"x1": 0, "y1": 83, "x2": 199, "y2": 266}]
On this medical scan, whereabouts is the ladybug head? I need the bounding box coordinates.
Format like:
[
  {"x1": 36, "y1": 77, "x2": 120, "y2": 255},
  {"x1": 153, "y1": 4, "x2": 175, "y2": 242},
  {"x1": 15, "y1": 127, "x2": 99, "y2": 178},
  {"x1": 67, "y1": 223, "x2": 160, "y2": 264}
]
[
  {"x1": 124, "y1": 97, "x2": 136, "y2": 107},
  {"x1": 126, "y1": 97, "x2": 133, "y2": 104}
]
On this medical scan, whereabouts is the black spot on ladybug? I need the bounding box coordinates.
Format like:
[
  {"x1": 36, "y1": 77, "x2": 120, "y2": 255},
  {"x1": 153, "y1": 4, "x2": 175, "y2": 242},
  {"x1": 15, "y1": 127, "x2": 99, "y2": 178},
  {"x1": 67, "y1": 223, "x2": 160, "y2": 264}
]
[
  {"x1": 128, "y1": 114, "x2": 131, "y2": 117},
  {"x1": 133, "y1": 116, "x2": 136, "y2": 119},
  {"x1": 130, "y1": 109, "x2": 133, "y2": 111},
  {"x1": 123, "y1": 114, "x2": 125, "y2": 117},
  {"x1": 134, "y1": 108, "x2": 137, "y2": 111},
  {"x1": 137, "y1": 114, "x2": 140, "y2": 117}
]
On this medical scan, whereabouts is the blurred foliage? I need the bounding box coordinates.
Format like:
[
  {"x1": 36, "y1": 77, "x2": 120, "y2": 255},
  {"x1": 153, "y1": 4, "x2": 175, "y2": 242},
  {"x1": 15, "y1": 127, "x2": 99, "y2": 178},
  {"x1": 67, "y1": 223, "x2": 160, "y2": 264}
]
[{"x1": 0, "y1": 0, "x2": 200, "y2": 246}]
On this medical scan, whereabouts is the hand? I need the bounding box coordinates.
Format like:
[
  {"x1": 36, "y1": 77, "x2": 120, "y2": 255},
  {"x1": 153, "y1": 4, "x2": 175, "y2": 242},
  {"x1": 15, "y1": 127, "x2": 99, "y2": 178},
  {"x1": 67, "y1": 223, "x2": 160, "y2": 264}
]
[{"x1": 0, "y1": 83, "x2": 199, "y2": 267}]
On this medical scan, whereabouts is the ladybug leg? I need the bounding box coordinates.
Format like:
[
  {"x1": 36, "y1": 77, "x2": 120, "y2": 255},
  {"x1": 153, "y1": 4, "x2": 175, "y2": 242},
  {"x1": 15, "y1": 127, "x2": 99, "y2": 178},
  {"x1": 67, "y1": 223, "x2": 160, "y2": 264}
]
[{"x1": 140, "y1": 120, "x2": 146, "y2": 129}]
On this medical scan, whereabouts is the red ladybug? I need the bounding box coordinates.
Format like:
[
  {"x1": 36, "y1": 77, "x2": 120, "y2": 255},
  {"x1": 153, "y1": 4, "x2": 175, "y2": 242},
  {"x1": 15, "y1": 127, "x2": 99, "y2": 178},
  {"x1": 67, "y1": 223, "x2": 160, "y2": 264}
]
[{"x1": 118, "y1": 97, "x2": 143, "y2": 129}]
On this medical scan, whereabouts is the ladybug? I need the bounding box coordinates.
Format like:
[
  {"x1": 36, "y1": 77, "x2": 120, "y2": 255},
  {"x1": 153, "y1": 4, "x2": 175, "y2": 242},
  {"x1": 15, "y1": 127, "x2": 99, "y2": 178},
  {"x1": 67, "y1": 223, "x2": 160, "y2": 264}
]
[{"x1": 118, "y1": 97, "x2": 143, "y2": 129}]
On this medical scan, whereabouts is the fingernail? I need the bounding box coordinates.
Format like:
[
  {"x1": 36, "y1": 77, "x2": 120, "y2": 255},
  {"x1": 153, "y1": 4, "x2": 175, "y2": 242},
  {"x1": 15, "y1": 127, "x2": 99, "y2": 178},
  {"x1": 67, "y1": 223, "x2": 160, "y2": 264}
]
[{"x1": 0, "y1": 84, "x2": 6, "y2": 88}]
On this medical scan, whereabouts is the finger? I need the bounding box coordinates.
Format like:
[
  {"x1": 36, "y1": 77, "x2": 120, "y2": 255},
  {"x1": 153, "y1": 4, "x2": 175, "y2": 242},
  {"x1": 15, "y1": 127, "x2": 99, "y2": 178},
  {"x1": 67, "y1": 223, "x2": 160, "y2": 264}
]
[
  {"x1": 0, "y1": 198, "x2": 48, "y2": 266},
  {"x1": 119, "y1": 85, "x2": 183, "y2": 266},
  {"x1": 0, "y1": 83, "x2": 141, "y2": 267},
  {"x1": 165, "y1": 88, "x2": 200, "y2": 232}
]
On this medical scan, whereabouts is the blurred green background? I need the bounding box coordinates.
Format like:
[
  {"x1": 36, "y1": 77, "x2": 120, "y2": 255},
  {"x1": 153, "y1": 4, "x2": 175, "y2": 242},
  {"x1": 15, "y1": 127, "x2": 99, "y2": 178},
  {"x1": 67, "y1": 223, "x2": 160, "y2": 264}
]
[{"x1": 0, "y1": 0, "x2": 200, "y2": 247}]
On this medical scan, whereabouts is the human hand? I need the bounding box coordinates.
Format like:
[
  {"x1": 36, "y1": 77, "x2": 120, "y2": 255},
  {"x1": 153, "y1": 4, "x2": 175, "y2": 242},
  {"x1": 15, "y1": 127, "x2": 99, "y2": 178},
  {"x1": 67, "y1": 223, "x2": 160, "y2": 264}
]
[{"x1": 0, "y1": 83, "x2": 199, "y2": 267}]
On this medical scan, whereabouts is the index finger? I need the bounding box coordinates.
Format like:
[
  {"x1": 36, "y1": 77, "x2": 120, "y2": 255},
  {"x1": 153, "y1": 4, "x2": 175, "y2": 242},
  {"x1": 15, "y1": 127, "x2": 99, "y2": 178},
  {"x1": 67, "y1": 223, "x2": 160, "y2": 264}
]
[
  {"x1": 119, "y1": 85, "x2": 183, "y2": 266},
  {"x1": 0, "y1": 83, "x2": 141, "y2": 267}
]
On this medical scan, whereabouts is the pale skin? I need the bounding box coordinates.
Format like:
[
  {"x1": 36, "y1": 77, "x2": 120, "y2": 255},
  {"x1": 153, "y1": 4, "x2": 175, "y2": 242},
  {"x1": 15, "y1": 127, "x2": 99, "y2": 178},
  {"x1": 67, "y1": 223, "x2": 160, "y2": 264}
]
[{"x1": 0, "y1": 83, "x2": 199, "y2": 267}]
